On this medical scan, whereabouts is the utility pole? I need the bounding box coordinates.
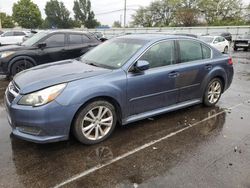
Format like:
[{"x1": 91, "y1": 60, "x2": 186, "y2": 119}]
[
  {"x1": 120, "y1": 14, "x2": 122, "y2": 27},
  {"x1": 0, "y1": 6, "x2": 2, "y2": 29},
  {"x1": 124, "y1": 0, "x2": 126, "y2": 28}
]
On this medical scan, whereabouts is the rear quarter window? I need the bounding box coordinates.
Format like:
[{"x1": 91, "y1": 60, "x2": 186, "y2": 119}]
[
  {"x1": 179, "y1": 40, "x2": 203, "y2": 62},
  {"x1": 202, "y1": 44, "x2": 211, "y2": 59}
]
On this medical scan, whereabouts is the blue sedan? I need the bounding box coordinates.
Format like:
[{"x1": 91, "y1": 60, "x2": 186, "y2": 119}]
[{"x1": 4, "y1": 34, "x2": 234, "y2": 144}]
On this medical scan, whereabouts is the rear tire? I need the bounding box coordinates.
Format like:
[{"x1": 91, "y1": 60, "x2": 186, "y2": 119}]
[
  {"x1": 73, "y1": 100, "x2": 117, "y2": 145},
  {"x1": 203, "y1": 78, "x2": 223, "y2": 107},
  {"x1": 10, "y1": 59, "x2": 34, "y2": 76}
]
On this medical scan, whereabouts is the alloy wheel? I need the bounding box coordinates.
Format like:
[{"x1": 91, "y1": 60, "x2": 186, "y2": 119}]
[
  {"x1": 208, "y1": 80, "x2": 222, "y2": 104},
  {"x1": 81, "y1": 106, "x2": 113, "y2": 141}
]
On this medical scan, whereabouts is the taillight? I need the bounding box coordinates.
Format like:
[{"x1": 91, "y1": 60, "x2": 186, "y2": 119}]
[{"x1": 228, "y1": 57, "x2": 233, "y2": 65}]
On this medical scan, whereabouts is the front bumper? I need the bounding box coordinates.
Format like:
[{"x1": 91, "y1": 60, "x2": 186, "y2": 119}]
[
  {"x1": 4, "y1": 90, "x2": 80, "y2": 143},
  {"x1": 0, "y1": 58, "x2": 9, "y2": 75},
  {"x1": 0, "y1": 64, "x2": 7, "y2": 75}
]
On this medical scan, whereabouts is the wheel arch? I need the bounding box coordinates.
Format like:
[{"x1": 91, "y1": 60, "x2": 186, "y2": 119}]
[
  {"x1": 201, "y1": 68, "x2": 227, "y2": 95},
  {"x1": 8, "y1": 55, "x2": 37, "y2": 73},
  {"x1": 70, "y1": 95, "x2": 123, "y2": 134}
]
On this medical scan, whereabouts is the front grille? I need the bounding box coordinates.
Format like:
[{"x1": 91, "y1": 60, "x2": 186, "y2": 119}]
[
  {"x1": 7, "y1": 82, "x2": 20, "y2": 103},
  {"x1": 7, "y1": 91, "x2": 15, "y2": 103}
]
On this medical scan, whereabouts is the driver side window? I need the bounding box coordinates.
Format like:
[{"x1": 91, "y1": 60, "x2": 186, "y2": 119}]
[{"x1": 139, "y1": 41, "x2": 175, "y2": 69}]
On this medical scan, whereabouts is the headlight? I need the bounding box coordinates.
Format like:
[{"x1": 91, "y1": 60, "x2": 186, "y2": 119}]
[
  {"x1": 0, "y1": 51, "x2": 15, "y2": 58},
  {"x1": 18, "y1": 83, "x2": 67, "y2": 107}
]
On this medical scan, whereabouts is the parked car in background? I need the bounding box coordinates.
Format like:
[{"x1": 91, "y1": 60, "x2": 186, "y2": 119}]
[
  {"x1": 209, "y1": 32, "x2": 232, "y2": 42},
  {"x1": 233, "y1": 33, "x2": 250, "y2": 51},
  {"x1": 219, "y1": 32, "x2": 232, "y2": 42},
  {"x1": 4, "y1": 35, "x2": 234, "y2": 144},
  {"x1": 91, "y1": 32, "x2": 108, "y2": 42},
  {"x1": 0, "y1": 30, "x2": 100, "y2": 76},
  {"x1": 0, "y1": 31, "x2": 28, "y2": 46},
  {"x1": 199, "y1": 36, "x2": 229, "y2": 53},
  {"x1": 23, "y1": 30, "x2": 38, "y2": 42}
]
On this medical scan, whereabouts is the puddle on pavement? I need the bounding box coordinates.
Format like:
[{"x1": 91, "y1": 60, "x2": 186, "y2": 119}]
[{"x1": 1, "y1": 105, "x2": 227, "y2": 188}]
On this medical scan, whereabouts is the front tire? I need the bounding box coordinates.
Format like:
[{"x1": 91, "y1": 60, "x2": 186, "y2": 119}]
[
  {"x1": 73, "y1": 100, "x2": 117, "y2": 145},
  {"x1": 10, "y1": 60, "x2": 34, "y2": 76},
  {"x1": 203, "y1": 78, "x2": 223, "y2": 107}
]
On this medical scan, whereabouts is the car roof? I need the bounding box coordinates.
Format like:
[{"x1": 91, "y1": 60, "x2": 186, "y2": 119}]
[
  {"x1": 39, "y1": 30, "x2": 90, "y2": 35},
  {"x1": 201, "y1": 35, "x2": 221, "y2": 38},
  {"x1": 116, "y1": 34, "x2": 197, "y2": 42}
]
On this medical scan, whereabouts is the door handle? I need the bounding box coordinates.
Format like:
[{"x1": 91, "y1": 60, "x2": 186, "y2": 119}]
[
  {"x1": 205, "y1": 64, "x2": 212, "y2": 70},
  {"x1": 168, "y1": 71, "x2": 179, "y2": 78}
]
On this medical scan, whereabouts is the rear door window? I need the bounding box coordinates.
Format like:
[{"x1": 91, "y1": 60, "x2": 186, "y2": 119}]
[
  {"x1": 69, "y1": 34, "x2": 82, "y2": 45},
  {"x1": 44, "y1": 34, "x2": 65, "y2": 47},
  {"x1": 178, "y1": 40, "x2": 203, "y2": 63},
  {"x1": 140, "y1": 41, "x2": 175, "y2": 68}
]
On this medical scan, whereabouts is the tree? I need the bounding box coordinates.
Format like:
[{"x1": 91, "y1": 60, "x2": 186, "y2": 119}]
[
  {"x1": 173, "y1": 0, "x2": 199, "y2": 26},
  {"x1": 0, "y1": 12, "x2": 15, "y2": 28},
  {"x1": 175, "y1": 8, "x2": 199, "y2": 26},
  {"x1": 112, "y1": 21, "x2": 121, "y2": 28},
  {"x1": 73, "y1": 0, "x2": 100, "y2": 28},
  {"x1": 12, "y1": 0, "x2": 42, "y2": 28},
  {"x1": 45, "y1": 0, "x2": 74, "y2": 28},
  {"x1": 198, "y1": 0, "x2": 243, "y2": 25},
  {"x1": 132, "y1": 0, "x2": 181, "y2": 27},
  {"x1": 131, "y1": 7, "x2": 154, "y2": 27}
]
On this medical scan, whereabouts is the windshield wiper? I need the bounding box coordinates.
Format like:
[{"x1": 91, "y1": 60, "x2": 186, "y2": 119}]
[{"x1": 85, "y1": 61, "x2": 99, "y2": 67}]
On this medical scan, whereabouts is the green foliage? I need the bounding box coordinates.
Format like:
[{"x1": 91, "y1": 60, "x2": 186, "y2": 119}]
[
  {"x1": 131, "y1": 0, "x2": 248, "y2": 27},
  {"x1": 73, "y1": 0, "x2": 100, "y2": 28},
  {"x1": 131, "y1": 7, "x2": 153, "y2": 27},
  {"x1": 0, "y1": 12, "x2": 15, "y2": 28},
  {"x1": 12, "y1": 0, "x2": 42, "y2": 28},
  {"x1": 45, "y1": 0, "x2": 74, "y2": 28},
  {"x1": 112, "y1": 21, "x2": 122, "y2": 28},
  {"x1": 198, "y1": 0, "x2": 243, "y2": 25}
]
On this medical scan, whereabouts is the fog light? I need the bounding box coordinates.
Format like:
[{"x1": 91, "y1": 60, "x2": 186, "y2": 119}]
[{"x1": 17, "y1": 126, "x2": 42, "y2": 136}]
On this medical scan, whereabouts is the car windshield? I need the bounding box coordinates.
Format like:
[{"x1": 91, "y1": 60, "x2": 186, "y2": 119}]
[
  {"x1": 200, "y1": 36, "x2": 214, "y2": 43},
  {"x1": 80, "y1": 38, "x2": 146, "y2": 69},
  {"x1": 22, "y1": 31, "x2": 48, "y2": 46}
]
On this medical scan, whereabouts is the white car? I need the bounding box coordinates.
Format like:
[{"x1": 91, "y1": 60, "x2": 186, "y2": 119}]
[
  {"x1": 0, "y1": 31, "x2": 28, "y2": 46},
  {"x1": 200, "y1": 36, "x2": 229, "y2": 53}
]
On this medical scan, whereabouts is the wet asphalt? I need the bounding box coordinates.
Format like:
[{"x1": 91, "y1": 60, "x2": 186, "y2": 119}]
[{"x1": 0, "y1": 50, "x2": 250, "y2": 188}]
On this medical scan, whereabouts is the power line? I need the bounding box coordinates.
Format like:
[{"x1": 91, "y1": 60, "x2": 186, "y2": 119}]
[{"x1": 95, "y1": 8, "x2": 137, "y2": 16}]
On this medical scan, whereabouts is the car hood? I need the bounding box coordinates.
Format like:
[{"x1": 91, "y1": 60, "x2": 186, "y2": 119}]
[
  {"x1": 14, "y1": 59, "x2": 112, "y2": 94},
  {"x1": 0, "y1": 44, "x2": 30, "y2": 52}
]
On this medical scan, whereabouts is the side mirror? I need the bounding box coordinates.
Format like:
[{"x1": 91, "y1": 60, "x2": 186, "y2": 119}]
[
  {"x1": 37, "y1": 42, "x2": 46, "y2": 49},
  {"x1": 134, "y1": 60, "x2": 150, "y2": 72},
  {"x1": 213, "y1": 40, "x2": 219, "y2": 44},
  {"x1": 99, "y1": 37, "x2": 108, "y2": 42}
]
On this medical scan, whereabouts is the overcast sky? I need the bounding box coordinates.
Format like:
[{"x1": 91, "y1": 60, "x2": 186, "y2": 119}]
[
  {"x1": 0, "y1": 0, "x2": 153, "y2": 26},
  {"x1": 0, "y1": 0, "x2": 249, "y2": 26}
]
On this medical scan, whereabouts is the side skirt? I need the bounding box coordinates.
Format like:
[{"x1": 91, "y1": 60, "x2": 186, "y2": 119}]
[{"x1": 123, "y1": 99, "x2": 202, "y2": 125}]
